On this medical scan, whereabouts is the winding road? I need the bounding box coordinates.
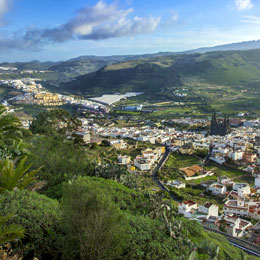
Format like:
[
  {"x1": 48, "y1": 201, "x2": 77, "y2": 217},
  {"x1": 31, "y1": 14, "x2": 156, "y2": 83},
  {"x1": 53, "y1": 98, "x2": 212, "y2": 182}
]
[
  {"x1": 150, "y1": 147, "x2": 260, "y2": 257},
  {"x1": 151, "y1": 147, "x2": 180, "y2": 202}
]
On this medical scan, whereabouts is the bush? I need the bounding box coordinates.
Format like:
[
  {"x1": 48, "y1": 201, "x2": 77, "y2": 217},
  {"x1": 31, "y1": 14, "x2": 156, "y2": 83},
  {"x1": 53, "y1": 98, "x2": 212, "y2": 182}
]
[
  {"x1": 61, "y1": 177, "x2": 129, "y2": 260},
  {"x1": 0, "y1": 190, "x2": 62, "y2": 260}
]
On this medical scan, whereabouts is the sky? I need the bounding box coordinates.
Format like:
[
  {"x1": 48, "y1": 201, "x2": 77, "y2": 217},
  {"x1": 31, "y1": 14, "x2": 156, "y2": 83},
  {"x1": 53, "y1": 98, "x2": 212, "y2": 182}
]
[{"x1": 0, "y1": 0, "x2": 260, "y2": 62}]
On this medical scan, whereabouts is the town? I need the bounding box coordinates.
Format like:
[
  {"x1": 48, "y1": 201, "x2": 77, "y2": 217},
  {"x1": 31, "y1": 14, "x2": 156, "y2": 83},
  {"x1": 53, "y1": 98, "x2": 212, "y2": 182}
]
[
  {"x1": 1, "y1": 74, "x2": 260, "y2": 251},
  {"x1": 70, "y1": 112, "x2": 260, "y2": 244}
]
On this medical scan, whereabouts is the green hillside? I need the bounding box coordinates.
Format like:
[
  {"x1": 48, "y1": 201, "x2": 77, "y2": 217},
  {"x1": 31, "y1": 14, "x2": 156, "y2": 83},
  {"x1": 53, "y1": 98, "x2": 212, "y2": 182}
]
[{"x1": 62, "y1": 49, "x2": 260, "y2": 113}]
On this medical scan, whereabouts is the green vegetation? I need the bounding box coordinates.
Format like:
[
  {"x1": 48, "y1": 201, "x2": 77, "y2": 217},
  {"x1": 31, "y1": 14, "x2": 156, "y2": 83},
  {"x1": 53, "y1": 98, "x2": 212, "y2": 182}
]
[
  {"x1": 159, "y1": 152, "x2": 252, "y2": 205},
  {"x1": 0, "y1": 106, "x2": 258, "y2": 259},
  {"x1": 30, "y1": 109, "x2": 82, "y2": 140},
  {"x1": 63, "y1": 49, "x2": 260, "y2": 115}
]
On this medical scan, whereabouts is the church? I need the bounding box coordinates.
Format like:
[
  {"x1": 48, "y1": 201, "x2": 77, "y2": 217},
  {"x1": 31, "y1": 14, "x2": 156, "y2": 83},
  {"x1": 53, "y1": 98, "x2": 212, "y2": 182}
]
[{"x1": 210, "y1": 111, "x2": 230, "y2": 136}]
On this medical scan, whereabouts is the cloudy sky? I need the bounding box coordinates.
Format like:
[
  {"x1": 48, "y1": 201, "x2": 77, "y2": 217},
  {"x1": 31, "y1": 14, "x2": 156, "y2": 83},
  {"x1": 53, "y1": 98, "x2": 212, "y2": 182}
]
[{"x1": 0, "y1": 0, "x2": 259, "y2": 61}]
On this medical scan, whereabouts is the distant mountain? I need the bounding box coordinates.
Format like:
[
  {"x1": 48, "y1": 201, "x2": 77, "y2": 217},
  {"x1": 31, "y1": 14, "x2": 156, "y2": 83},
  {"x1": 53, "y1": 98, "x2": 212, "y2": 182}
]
[
  {"x1": 2, "y1": 39, "x2": 260, "y2": 81},
  {"x1": 185, "y1": 39, "x2": 260, "y2": 54},
  {"x1": 0, "y1": 60, "x2": 59, "y2": 71}
]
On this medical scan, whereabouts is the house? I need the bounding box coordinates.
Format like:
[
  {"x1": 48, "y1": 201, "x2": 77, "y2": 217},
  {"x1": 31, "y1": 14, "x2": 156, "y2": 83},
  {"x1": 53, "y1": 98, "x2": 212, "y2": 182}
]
[
  {"x1": 237, "y1": 184, "x2": 251, "y2": 198},
  {"x1": 249, "y1": 222, "x2": 260, "y2": 244},
  {"x1": 134, "y1": 158, "x2": 152, "y2": 171},
  {"x1": 224, "y1": 197, "x2": 248, "y2": 217},
  {"x1": 198, "y1": 202, "x2": 219, "y2": 217},
  {"x1": 75, "y1": 130, "x2": 91, "y2": 143},
  {"x1": 178, "y1": 200, "x2": 198, "y2": 218},
  {"x1": 167, "y1": 180, "x2": 186, "y2": 189},
  {"x1": 227, "y1": 190, "x2": 239, "y2": 200},
  {"x1": 243, "y1": 153, "x2": 257, "y2": 163},
  {"x1": 110, "y1": 140, "x2": 127, "y2": 150},
  {"x1": 248, "y1": 204, "x2": 260, "y2": 220},
  {"x1": 218, "y1": 176, "x2": 233, "y2": 186},
  {"x1": 142, "y1": 149, "x2": 159, "y2": 161},
  {"x1": 233, "y1": 183, "x2": 249, "y2": 191},
  {"x1": 118, "y1": 155, "x2": 131, "y2": 165},
  {"x1": 221, "y1": 215, "x2": 252, "y2": 238},
  {"x1": 209, "y1": 183, "x2": 227, "y2": 195},
  {"x1": 210, "y1": 156, "x2": 226, "y2": 164},
  {"x1": 229, "y1": 151, "x2": 244, "y2": 161}
]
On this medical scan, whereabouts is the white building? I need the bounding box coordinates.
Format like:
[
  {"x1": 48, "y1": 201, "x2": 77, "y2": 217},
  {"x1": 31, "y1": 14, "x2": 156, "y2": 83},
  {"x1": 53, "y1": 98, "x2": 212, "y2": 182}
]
[
  {"x1": 209, "y1": 183, "x2": 227, "y2": 195},
  {"x1": 134, "y1": 158, "x2": 152, "y2": 171},
  {"x1": 118, "y1": 155, "x2": 131, "y2": 165},
  {"x1": 198, "y1": 202, "x2": 219, "y2": 217},
  {"x1": 233, "y1": 183, "x2": 249, "y2": 191},
  {"x1": 223, "y1": 215, "x2": 252, "y2": 238},
  {"x1": 178, "y1": 201, "x2": 198, "y2": 218},
  {"x1": 237, "y1": 185, "x2": 251, "y2": 198},
  {"x1": 229, "y1": 151, "x2": 244, "y2": 161},
  {"x1": 224, "y1": 198, "x2": 248, "y2": 217},
  {"x1": 167, "y1": 180, "x2": 186, "y2": 189}
]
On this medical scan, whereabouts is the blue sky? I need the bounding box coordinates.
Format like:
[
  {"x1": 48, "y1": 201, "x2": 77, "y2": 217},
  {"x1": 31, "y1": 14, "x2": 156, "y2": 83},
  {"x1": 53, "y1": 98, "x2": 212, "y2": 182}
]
[{"x1": 0, "y1": 0, "x2": 260, "y2": 61}]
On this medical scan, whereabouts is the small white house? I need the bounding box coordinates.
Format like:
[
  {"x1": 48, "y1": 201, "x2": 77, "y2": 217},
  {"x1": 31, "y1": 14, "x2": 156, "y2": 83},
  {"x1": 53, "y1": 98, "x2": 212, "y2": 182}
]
[
  {"x1": 118, "y1": 155, "x2": 131, "y2": 165},
  {"x1": 198, "y1": 202, "x2": 219, "y2": 218},
  {"x1": 233, "y1": 183, "x2": 249, "y2": 191},
  {"x1": 237, "y1": 185, "x2": 251, "y2": 198},
  {"x1": 178, "y1": 200, "x2": 198, "y2": 218},
  {"x1": 75, "y1": 130, "x2": 91, "y2": 143},
  {"x1": 209, "y1": 183, "x2": 227, "y2": 195},
  {"x1": 134, "y1": 158, "x2": 151, "y2": 171},
  {"x1": 167, "y1": 180, "x2": 186, "y2": 189}
]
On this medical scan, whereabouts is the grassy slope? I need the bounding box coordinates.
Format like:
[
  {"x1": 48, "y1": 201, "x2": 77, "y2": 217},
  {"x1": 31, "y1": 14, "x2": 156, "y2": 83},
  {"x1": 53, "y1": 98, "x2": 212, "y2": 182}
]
[{"x1": 63, "y1": 49, "x2": 260, "y2": 113}]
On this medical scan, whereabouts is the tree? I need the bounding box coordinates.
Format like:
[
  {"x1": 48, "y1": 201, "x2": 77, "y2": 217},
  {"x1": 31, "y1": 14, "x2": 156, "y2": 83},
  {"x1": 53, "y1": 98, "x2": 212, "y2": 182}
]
[
  {"x1": 0, "y1": 157, "x2": 41, "y2": 193},
  {"x1": 0, "y1": 105, "x2": 27, "y2": 152},
  {"x1": 28, "y1": 136, "x2": 92, "y2": 198},
  {"x1": 61, "y1": 177, "x2": 129, "y2": 260},
  {"x1": 30, "y1": 109, "x2": 82, "y2": 140}
]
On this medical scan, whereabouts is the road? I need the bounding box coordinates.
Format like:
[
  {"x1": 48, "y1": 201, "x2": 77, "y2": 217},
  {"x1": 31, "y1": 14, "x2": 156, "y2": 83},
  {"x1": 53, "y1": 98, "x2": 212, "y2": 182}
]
[
  {"x1": 203, "y1": 226, "x2": 260, "y2": 256},
  {"x1": 151, "y1": 147, "x2": 260, "y2": 257},
  {"x1": 151, "y1": 148, "x2": 180, "y2": 202}
]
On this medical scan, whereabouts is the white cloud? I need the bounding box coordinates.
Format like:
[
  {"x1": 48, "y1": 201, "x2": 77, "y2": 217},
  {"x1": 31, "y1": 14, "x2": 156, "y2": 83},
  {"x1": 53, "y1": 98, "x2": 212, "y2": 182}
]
[
  {"x1": 235, "y1": 0, "x2": 253, "y2": 11},
  {"x1": 171, "y1": 12, "x2": 179, "y2": 22},
  {"x1": 0, "y1": 0, "x2": 8, "y2": 16},
  {"x1": 0, "y1": 1, "x2": 161, "y2": 51},
  {"x1": 0, "y1": 0, "x2": 10, "y2": 27},
  {"x1": 241, "y1": 15, "x2": 260, "y2": 24}
]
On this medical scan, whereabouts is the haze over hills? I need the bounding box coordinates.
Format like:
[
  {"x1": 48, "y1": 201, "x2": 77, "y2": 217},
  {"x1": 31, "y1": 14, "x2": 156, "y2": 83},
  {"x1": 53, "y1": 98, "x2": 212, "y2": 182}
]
[
  {"x1": 185, "y1": 39, "x2": 260, "y2": 54},
  {"x1": 1, "y1": 38, "x2": 260, "y2": 77}
]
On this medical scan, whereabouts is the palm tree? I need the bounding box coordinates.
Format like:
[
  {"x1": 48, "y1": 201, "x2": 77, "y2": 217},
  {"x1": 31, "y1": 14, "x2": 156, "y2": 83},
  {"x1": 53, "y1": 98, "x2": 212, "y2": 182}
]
[
  {"x1": 0, "y1": 157, "x2": 41, "y2": 192},
  {"x1": 0, "y1": 213, "x2": 24, "y2": 245},
  {"x1": 0, "y1": 105, "x2": 24, "y2": 144}
]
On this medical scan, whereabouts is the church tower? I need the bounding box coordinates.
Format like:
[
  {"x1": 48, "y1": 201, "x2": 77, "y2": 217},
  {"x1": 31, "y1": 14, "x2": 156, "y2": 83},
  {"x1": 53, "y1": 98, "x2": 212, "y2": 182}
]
[{"x1": 210, "y1": 111, "x2": 218, "y2": 135}]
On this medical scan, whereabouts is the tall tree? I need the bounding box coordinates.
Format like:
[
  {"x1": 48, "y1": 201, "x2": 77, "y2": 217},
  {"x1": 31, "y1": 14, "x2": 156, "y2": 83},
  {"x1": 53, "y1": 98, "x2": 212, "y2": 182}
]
[
  {"x1": 30, "y1": 109, "x2": 82, "y2": 140},
  {"x1": 62, "y1": 177, "x2": 129, "y2": 260},
  {"x1": 0, "y1": 105, "x2": 27, "y2": 152}
]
